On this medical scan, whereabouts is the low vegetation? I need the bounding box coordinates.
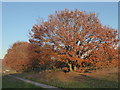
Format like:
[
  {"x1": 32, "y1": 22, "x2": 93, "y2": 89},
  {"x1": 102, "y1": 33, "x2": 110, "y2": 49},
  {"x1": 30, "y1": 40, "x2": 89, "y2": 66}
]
[
  {"x1": 12, "y1": 66, "x2": 118, "y2": 88},
  {"x1": 2, "y1": 75, "x2": 42, "y2": 88}
]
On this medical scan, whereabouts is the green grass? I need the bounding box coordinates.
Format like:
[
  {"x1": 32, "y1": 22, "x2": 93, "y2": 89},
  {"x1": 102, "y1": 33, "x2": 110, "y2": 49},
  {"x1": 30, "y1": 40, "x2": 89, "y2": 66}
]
[
  {"x1": 2, "y1": 75, "x2": 44, "y2": 88},
  {"x1": 21, "y1": 72, "x2": 118, "y2": 88},
  {"x1": 26, "y1": 75, "x2": 118, "y2": 89},
  {"x1": 10, "y1": 66, "x2": 119, "y2": 89}
]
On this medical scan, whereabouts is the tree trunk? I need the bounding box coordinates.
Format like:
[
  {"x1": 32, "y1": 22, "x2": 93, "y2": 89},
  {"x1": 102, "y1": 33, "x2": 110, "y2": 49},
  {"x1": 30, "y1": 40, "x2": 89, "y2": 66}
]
[
  {"x1": 68, "y1": 63, "x2": 73, "y2": 71},
  {"x1": 74, "y1": 66, "x2": 77, "y2": 71}
]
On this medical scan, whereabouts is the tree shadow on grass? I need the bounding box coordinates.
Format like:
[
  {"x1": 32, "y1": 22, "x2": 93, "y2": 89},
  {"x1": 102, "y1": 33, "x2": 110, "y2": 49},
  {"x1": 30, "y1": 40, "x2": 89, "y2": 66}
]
[
  {"x1": 2, "y1": 71, "x2": 119, "y2": 89},
  {"x1": 72, "y1": 74, "x2": 118, "y2": 88}
]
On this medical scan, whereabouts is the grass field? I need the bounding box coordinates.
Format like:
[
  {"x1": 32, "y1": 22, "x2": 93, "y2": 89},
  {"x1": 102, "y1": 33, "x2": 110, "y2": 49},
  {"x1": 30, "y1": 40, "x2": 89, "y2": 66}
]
[
  {"x1": 2, "y1": 75, "x2": 43, "y2": 88},
  {"x1": 12, "y1": 66, "x2": 118, "y2": 89}
]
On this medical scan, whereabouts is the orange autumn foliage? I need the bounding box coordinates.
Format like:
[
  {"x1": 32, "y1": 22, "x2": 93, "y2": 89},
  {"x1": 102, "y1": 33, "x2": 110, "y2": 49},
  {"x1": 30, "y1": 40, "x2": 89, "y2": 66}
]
[
  {"x1": 29, "y1": 9, "x2": 118, "y2": 71},
  {"x1": 3, "y1": 9, "x2": 118, "y2": 72},
  {"x1": 3, "y1": 42, "x2": 40, "y2": 72}
]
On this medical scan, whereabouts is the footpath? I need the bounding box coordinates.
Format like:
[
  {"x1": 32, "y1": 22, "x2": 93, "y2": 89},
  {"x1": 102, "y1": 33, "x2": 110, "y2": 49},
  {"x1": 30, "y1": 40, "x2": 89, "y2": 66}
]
[{"x1": 8, "y1": 74, "x2": 63, "y2": 90}]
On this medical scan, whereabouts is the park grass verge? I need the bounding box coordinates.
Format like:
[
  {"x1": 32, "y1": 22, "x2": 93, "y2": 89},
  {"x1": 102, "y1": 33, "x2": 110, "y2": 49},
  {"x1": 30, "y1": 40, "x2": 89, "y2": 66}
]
[
  {"x1": 2, "y1": 75, "x2": 45, "y2": 88},
  {"x1": 12, "y1": 66, "x2": 118, "y2": 88}
]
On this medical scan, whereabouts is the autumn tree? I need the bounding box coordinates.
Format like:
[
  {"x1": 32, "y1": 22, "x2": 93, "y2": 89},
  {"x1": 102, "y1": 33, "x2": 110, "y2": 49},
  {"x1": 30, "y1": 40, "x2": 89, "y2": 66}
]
[
  {"x1": 3, "y1": 41, "x2": 40, "y2": 72},
  {"x1": 29, "y1": 9, "x2": 118, "y2": 72},
  {"x1": 34, "y1": 44, "x2": 59, "y2": 71}
]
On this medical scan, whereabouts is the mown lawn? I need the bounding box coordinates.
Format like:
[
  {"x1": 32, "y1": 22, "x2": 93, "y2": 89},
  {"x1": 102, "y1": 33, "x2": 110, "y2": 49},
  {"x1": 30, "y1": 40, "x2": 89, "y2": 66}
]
[
  {"x1": 26, "y1": 73, "x2": 118, "y2": 89},
  {"x1": 12, "y1": 66, "x2": 118, "y2": 89},
  {"x1": 2, "y1": 75, "x2": 44, "y2": 88}
]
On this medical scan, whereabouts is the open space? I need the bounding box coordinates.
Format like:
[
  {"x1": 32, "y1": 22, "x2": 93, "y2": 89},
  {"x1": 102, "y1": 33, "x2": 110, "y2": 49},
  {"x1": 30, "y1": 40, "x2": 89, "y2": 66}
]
[
  {"x1": 1, "y1": 2, "x2": 119, "y2": 89},
  {"x1": 2, "y1": 75, "x2": 43, "y2": 88},
  {"x1": 7, "y1": 66, "x2": 118, "y2": 88}
]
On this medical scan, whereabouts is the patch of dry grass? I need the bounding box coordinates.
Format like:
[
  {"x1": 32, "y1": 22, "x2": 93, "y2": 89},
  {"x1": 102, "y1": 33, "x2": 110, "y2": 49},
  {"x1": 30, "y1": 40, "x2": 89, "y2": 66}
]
[
  {"x1": 84, "y1": 66, "x2": 118, "y2": 82},
  {"x1": 12, "y1": 66, "x2": 118, "y2": 88}
]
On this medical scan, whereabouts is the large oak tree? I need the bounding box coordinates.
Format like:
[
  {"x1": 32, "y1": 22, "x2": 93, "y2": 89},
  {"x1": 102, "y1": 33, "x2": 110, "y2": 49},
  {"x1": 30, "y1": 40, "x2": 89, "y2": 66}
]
[{"x1": 29, "y1": 9, "x2": 118, "y2": 71}]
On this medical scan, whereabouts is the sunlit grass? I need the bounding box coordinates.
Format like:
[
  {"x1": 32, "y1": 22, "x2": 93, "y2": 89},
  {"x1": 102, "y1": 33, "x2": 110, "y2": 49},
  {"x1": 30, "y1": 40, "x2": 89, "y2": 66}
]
[{"x1": 13, "y1": 66, "x2": 118, "y2": 88}]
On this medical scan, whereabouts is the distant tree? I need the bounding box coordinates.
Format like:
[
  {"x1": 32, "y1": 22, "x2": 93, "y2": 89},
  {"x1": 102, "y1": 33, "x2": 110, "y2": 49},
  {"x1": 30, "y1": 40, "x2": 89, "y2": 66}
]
[
  {"x1": 3, "y1": 41, "x2": 40, "y2": 72},
  {"x1": 29, "y1": 9, "x2": 118, "y2": 71},
  {"x1": 34, "y1": 44, "x2": 58, "y2": 71}
]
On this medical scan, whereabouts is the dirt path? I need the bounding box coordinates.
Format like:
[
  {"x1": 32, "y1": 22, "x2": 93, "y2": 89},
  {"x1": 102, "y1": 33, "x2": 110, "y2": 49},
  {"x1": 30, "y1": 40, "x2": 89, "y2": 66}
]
[{"x1": 7, "y1": 75, "x2": 63, "y2": 90}]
